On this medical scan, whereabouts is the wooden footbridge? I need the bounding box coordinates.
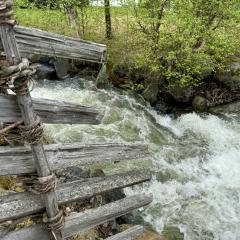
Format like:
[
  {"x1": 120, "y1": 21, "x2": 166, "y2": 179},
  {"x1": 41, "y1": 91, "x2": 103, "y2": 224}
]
[{"x1": 0, "y1": 1, "x2": 152, "y2": 239}]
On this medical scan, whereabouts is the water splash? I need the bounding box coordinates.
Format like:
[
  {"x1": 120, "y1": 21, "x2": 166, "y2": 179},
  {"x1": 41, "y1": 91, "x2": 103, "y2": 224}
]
[{"x1": 32, "y1": 78, "x2": 240, "y2": 240}]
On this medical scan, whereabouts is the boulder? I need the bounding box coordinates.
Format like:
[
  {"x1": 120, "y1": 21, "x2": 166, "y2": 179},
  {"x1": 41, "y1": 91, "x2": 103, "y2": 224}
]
[
  {"x1": 216, "y1": 56, "x2": 240, "y2": 90},
  {"x1": 142, "y1": 82, "x2": 159, "y2": 104},
  {"x1": 209, "y1": 100, "x2": 240, "y2": 115},
  {"x1": 169, "y1": 86, "x2": 194, "y2": 103},
  {"x1": 53, "y1": 58, "x2": 70, "y2": 79},
  {"x1": 192, "y1": 96, "x2": 208, "y2": 111}
]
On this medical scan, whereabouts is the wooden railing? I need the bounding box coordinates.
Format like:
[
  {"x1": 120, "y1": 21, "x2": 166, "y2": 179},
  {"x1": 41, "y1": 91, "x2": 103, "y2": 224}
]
[{"x1": 0, "y1": 1, "x2": 152, "y2": 239}]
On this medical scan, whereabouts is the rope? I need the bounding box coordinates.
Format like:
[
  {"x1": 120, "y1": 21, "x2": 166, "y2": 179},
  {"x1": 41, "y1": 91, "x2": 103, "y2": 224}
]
[
  {"x1": 0, "y1": 2, "x2": 64, "y2": 239},
  {"x1": 0, "y1": 116, "x2": 44, "y2": 144},
  {"x1": 0, "y1": 0, "x2": 15, "y2": 25},
  {"x1": 0, "y1": 58, "x2": 35, "y2": 92},
  {"x1": 23, "y1": 173, "x2": 57, "y2": 195},
  {"x1": 43, "y1": 210, "x2": 65, "y2": 239}
]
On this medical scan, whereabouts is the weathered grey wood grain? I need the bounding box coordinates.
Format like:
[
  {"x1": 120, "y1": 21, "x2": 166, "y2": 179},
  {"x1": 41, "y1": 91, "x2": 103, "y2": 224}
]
[
  {"x1": 0, "y1": 4, "x2": 62, "y2": 238},
  {"x1": 0, "y1": 94, "x2": 104, "y2": 124},
  {"x1": 0, "y1": 143, "x2": 149, "y2": 176},
  {"x1": 106, "y1": 225, "x2": 144, "y2": 240},
  {"x1": 0, "y1": 170, "x2": 151, "y2": 222},
  {"x1": 1, "y1": 194, "x2": 152, "y2": 240},
  {"x1": 0, "y1": 25, "x2": 107, "y2": 63}
]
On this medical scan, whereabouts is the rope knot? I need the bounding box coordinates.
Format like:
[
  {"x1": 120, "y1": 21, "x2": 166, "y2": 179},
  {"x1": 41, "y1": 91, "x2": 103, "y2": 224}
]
[
  {"x1": 23, "y1": 173, "x2": 57, "y2": 194},
  {"x1": 43, "y1": 210, "x2": 65, "y2": 239},
  {"x1": 0, "y1": 0, "x2": 15, "y2": 25},
  {"x1": 0, "y1": 116, "x2": 44, "y2": 145},
  {"x1": 0, "y1": 58, "x2": 35, "y2": 93},
  {"x1": 19, "y1": 116, "x2": 44, "y2": 144}
]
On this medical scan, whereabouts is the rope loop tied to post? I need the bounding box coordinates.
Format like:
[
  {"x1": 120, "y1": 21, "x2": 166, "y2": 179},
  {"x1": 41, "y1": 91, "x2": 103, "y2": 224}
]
[
  {"x1": 0, "y1": 116, "x2": 44, "y2": 144},
  {"x1": 0, "y1": 58, "x2": 35, "y2": 93},
  {"x1": 0, "y1": 0, "x2": 15, "y2": 25},
  {"x1": 23, "y1": 173, "x2": 57, "y2": 195},
  {"x1": 43, "y1": 209, "x2": 65, "y2": 240},
  {"x1": 18, "y1": 115, "x2": 44, "y2": 144}
]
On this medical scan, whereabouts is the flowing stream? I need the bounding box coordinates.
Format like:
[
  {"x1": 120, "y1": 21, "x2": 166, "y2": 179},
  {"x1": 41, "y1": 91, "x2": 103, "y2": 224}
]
[{"x1": 32, "y1": 77, "x2": 240, "y2": 240}]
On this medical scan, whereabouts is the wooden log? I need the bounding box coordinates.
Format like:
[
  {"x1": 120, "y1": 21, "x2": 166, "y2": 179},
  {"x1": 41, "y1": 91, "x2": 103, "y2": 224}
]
[
  {"x1": 0, "y1": 4, "x2": 62, "y2": 239},
  {"x1": 0, "y1": 143, "x2": 149, "y2": 176},
  {"x1": 106, "y1": 225, "x2": 144, "y2": 240},
  {"x1": 0, "y1": 170, "x2": 151, "y2": 222},
  {"x1": 0, "y1": 94, "x2": 104, "y2": 124},
  {"x1": 1, "y1": 194, "x2": 153, "y2": 240},
  {"x1": 0, "y1": 25, "x2": 107, "y2": 63}
]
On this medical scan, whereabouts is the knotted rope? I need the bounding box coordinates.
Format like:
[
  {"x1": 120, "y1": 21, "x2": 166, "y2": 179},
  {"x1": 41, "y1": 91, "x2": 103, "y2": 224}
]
[
  {"x1": 0, "y1": 116, "x2": 44, "y2": 144},
  {"x1": 0, "y1": 0, "x2": 15, "y2": 25},
  {"x1": 21, "y1": 173, "x2": 65, "y2": 238},
  {"x1": 43, "y1": 210, "x2": 65, "y2": 238},
  {"x1": 0, "y1": 58, "x2": 35, "y2": 94},
  {"x1": 22, "y1": 173, "x2": 57, "y2": 194}
]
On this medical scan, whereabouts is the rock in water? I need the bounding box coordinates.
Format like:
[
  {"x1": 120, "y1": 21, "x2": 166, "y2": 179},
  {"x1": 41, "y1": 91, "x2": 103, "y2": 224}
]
[
  {"x1": 169, "y1": 86, "x2": 194, "y2": 103},
  {"x1": 209, "y1": 100, "x2": 240, "y2": 115},
  {"x1": 192, "y1": 96, "x2": 208, "y2": 111},
  {"x1": 142, "y1": 82, "x2": 159, "y2": 104},
  {"x1": 53, "y1": 58, "x2": 70, "y2": 79}
]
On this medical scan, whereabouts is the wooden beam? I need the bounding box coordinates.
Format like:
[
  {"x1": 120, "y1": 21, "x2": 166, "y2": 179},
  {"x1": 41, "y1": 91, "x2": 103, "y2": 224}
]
[
  {"x1": 0, "y1": 94, "x2": 104, "y2": 124},
  {"x1": 0, "y1": 143, "x2": 149, "y2": 176},
  {"x1": 1, "y1": 194, "x2": 153, "y2": 240},
  {"x1": 106, "y1": 225, "x2": 144, "y2": 240},
  {"x1": 0, "y1": 3, "x2": 62, "y2": 238},
  {"x1": 0, "y1": 170, "x2": 151, "y2": 222},
  {"x1": 0, "y1": 25, "x2": 107, "y2": 63}
]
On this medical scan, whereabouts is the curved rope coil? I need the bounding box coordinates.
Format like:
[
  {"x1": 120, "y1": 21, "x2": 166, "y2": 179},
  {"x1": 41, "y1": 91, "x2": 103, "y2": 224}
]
[
  {"x1": 0, "y1": 116, "x2": 44, "y2": 144},
  {"x1": 0, "y1": 58, "x2": 35, "y2": 93},
  {"x1": 43, "y1": 210, "x2": 65, "y2": 240},
  {"x1": 0, "y1": 0, "x2": 15, "y2": 25}
]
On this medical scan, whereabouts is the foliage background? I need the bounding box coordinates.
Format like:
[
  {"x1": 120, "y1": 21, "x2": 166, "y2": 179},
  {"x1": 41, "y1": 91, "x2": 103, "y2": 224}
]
[{"x1": 14, "y1": 0, "x2": 240, "y2": 88}]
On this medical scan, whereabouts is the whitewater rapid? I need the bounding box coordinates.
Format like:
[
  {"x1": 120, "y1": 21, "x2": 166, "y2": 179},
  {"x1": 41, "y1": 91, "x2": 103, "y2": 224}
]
[{"x1": 32, "y1": 77, "x2": 240, "y2": 240}]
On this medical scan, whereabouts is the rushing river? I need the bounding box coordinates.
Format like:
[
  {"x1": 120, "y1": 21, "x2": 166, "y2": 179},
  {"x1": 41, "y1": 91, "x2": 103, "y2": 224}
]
[{"x1": 32, "y1": 77, "x2": 240, "y2": 240}]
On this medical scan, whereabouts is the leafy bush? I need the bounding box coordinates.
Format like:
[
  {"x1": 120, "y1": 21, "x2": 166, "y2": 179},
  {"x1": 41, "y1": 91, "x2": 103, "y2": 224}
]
[{"x1": 132, "y1": 0, "x2": 240, "y2": 88}]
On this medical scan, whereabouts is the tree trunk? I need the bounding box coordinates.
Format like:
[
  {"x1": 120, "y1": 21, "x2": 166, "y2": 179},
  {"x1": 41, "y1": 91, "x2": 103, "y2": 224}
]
[{"x1": 104, "y1": 0, "x2": 112, "y2": 39}]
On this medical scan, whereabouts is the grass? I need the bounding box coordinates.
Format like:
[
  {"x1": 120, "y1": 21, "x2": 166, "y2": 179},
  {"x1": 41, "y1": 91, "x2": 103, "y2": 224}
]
[{"x1": 14, "y1": 6, "x2": 141, "y2": 68}]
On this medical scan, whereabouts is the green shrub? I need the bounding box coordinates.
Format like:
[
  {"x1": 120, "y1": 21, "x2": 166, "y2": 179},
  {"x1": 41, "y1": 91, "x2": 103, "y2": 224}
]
[{"x1": 132, "y1": 0, "x2": 240, "y2": 88}]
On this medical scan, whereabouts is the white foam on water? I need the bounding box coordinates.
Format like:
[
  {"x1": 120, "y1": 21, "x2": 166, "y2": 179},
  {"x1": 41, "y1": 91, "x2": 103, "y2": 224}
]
[{"x1": 32, "y1": 79, "x2": 240, "y2": 240}]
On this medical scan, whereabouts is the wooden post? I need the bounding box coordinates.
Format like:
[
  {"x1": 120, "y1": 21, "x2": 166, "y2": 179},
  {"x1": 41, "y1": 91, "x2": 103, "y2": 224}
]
[{"x1": 0, "y1": 1, "x2": 62, "y2": 239}]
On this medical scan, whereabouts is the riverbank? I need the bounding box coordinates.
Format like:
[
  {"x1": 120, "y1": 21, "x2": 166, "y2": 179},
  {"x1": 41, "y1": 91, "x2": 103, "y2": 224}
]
[
  {"x1": 31, "y1": 78, "x2": 240, "y2": 239},
  {"x1": 14, "y1": 6, "x2": 240, "y2": 116}
]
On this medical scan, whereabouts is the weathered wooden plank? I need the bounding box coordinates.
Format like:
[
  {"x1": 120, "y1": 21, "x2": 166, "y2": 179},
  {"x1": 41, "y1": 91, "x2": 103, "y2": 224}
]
[
  {"x1": 0, "y1": 25, "x2": 107, "y2": 63},
  {"x1": 0, "y1": 94, "x2": 104, "y2": 124},
  {"x1": 0, "y1": 143, "x2": 149, "y2": 176},
  {"x1": 1, "y1": 194, "x2": 153, "y2": 240},
  {"x1": 106, "y1": 225, "x2": 144, "y2": 240},
  {"x1": 0, "y1": 5, "x2": 62, "y2": 239},
  {"x1": 0, "y1": 170, "x2": 151, "y2": 222}
]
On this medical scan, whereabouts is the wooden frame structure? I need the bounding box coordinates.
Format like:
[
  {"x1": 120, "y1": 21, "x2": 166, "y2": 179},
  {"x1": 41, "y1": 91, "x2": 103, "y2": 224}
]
[{"x1": 0, "y1": 1, "x2": 152, "y2": 239}]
